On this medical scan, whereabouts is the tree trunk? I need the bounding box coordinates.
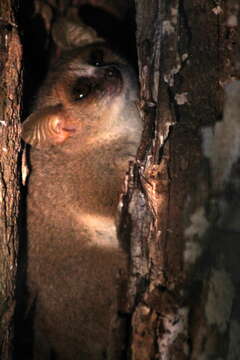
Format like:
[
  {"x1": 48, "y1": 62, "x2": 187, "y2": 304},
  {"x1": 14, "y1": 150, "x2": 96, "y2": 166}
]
[
  {"x1": 11, "y1": 0, "x2": 240, "y2": 358},
  {"x1": 0, "y1": 1, "x2": 22, "y2": 358},
  {"x1": 118, "y1": 0, "x2": 240, "y2": 358}
]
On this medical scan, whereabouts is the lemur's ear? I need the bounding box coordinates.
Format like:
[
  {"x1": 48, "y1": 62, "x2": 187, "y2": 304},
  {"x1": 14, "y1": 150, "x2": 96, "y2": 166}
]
[
  {"x1": 52, "y1": 17, "x2": 104, "y2": 50},
  {"x1": 22, "y1": 105, "x2": 76, "y2": 148}
]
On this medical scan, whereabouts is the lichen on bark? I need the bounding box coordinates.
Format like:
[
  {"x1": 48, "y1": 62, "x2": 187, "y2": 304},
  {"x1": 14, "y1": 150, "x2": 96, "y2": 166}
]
[{"x1": 0, "y1": 1, "x2": 22, "y2": 358}]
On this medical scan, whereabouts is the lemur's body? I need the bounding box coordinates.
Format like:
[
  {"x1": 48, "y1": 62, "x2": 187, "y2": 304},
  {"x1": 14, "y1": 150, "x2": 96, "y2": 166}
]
[{"x1": 22, "y1": 40, "x2": 142, "y2": 359}]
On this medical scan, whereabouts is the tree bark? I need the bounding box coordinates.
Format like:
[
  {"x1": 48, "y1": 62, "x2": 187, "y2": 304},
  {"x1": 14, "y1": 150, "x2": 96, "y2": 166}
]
[
  {"x1": 0, "y1": 1, "x2": 22, "y2": 358},
  {"x1": 118, "y1": 0, "x2": 240, "y2": 359}
]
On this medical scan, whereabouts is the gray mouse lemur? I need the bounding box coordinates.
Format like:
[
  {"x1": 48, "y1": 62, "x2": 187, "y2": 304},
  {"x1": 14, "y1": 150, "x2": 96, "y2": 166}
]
[{"x1": 21, "y1": 19, "x2": 142, "y2": 360}]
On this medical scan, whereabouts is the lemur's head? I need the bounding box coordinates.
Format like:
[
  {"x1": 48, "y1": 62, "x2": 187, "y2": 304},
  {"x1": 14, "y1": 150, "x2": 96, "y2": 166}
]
[{"x1": 22, "y1": 19, "x2": 142, "y2": 151}]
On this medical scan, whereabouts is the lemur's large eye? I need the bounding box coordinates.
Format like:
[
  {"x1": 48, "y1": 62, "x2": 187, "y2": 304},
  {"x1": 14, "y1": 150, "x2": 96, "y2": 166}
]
[
  {"x1": 89, "y1": 49, "x2": 104, "y2": 66},
  {"x1": 71, "y1": 78, "x2": 92, "y2": 101}
]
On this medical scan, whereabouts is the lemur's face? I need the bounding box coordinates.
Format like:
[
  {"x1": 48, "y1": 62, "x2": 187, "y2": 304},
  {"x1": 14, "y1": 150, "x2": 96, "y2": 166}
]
[{"x1": 22, "y1": 43, "x2": 140, "y2": 150}]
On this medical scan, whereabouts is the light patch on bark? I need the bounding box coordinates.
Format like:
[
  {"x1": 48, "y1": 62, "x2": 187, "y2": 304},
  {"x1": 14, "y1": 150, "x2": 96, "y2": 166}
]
[
  {"x1": 185, "y1": 207, "x2": 209, "y2": 238},
  {"x1": 205, "y1": 269, "x2": 234, "y2": 333},
  {"x1": 227, "y1": 320, "x2": 240, "y2": 360},
  {"x1": 183, "y1": 207, "x2": 209, "y2": 264},
  {"x1": 140, "y1": 305, "x2": 150, "y2": 315},
  {"x1": 181, "y1": 53, "x2": 189, "y2": 61},
  {"x1": 201, "y1": 126, "x2": 214, "y2": 159},
  {"x1": 170, "y1": 6, "x2": 178, "y2": 25},
  {"x1": 201, "y1": 81, "x2": 240, "y2": 191},
  {"x1": 156, "y1": 121, "x2": 175, "y2": 151},
  {"x1": 157, "y1": 307, "x2": 189, "y2": 359},
  {"x1": 184, "y1": 241, "x2": 202, "y2": 265},
  {"x1": 227, "y1": 15, "x2": 238, "y2": 27},
  {"x1": 212, "y1": 6, "x2": 223, "y2": 15},
  {"x1": 162, "y1": 20, "x2": 175, "y2": 35},
  {"x1": 163, "y1": 63, "x2": 181, "y2": 87},
  {"x1": 175, "y1": 92, "x2": 189, "y2": 105}
]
